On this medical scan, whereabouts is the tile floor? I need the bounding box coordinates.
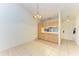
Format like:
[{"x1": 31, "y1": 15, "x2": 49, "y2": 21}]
[{"x1": 0, "y1": 39, "x2": 79, "y2": 56}]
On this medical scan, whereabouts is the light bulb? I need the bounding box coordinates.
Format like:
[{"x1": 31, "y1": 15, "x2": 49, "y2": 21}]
[{"x1": 33, "y1": 15, "x2": 42, "y2": 20}]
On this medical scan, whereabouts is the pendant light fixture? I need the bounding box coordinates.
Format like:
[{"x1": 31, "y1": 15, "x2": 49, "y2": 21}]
[{"x1": 33, "y1": 3, "x2": 42, "y2": 20}]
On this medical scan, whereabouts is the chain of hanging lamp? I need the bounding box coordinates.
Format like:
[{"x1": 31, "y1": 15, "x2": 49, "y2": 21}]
[{"x1": 33, "y1": 3, "x2": 42, "y2": 20}]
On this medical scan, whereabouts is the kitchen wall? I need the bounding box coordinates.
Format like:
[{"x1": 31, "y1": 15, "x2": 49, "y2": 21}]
[{"x1": 0, "y1": 3, "x2": 37, "y2": 51}]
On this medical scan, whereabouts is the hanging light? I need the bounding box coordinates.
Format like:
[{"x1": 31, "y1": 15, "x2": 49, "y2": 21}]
[{"x1": 33, "y1": 3, "x2": 42, "y2": 20}]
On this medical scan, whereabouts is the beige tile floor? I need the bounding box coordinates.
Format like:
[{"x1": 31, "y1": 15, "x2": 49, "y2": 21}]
[{"x1": 0, "y1": 39, "x2": 79, "y2": 56}]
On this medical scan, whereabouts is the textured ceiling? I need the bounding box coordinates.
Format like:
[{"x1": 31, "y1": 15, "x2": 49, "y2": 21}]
[{"x1": 19, "y1": 3, "x2": 79, "y2": 21}]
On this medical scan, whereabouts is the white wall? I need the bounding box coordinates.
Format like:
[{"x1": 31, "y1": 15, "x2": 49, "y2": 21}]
[
  {"x1": 75, "y1": 14, "x2": 79, "y2": 45},
  {"x1": 61, "y1": 19, "x2": 75, "y2": 40},
  {"x1": 0, "y1": 4, "x2": 37, "y2": 51}
]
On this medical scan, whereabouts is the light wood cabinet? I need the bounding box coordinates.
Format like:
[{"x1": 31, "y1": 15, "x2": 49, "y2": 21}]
[{"x1": 38, "y1": 19, "x2": 58, "y2": 44}]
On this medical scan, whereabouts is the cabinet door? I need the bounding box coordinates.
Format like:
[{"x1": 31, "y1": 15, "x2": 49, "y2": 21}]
[
  {"x1": 45, "y1": 34, "x2": 58, "y2": 43},
  {"x1": 38, "y1": 22, "x2": 45, "y2": 39}
]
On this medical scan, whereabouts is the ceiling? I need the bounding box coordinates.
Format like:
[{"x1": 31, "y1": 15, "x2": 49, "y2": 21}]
[{"x1": 19, "y1": 3, "x2": 79, "y2": 21}]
